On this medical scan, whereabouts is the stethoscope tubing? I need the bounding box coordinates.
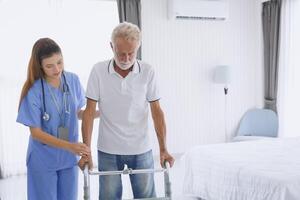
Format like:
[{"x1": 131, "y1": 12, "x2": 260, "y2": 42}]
[{"x1": 41, "y1": 71, "x2": 69, "y2": 121}]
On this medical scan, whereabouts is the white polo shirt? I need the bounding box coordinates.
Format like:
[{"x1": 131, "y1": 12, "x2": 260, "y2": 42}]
[{"x1": 86, "y1": 59, "x2": 160, "y2": 155}]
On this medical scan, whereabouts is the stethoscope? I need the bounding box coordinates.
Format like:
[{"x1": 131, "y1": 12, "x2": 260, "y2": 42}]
[{"x1": 41, "y1": 72, "x2": 70, "y2": 122}]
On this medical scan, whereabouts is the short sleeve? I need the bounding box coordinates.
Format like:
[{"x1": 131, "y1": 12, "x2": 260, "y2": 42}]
[
  {"x1": 74, "y1": 74, "x2": 86, "y2": 110},
  {"x1": 146, "y1": 67, "x2": 160, "y2": 102},
  {"x1": 16, "y1": 89, "x2": 42, "y2": 128},
  {"x1": 86, "y1": 65, "x2": 100, "y2": 101}
]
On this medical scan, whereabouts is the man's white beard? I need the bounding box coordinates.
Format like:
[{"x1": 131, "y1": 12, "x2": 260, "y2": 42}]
[{"x1": 115, "y1": 58, "x2": 135, "y2": 70}]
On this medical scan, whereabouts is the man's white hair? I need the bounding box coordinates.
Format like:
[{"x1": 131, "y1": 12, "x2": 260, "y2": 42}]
[{"x1": 111, "y1": 22, "x2": 141, "y2": 45}]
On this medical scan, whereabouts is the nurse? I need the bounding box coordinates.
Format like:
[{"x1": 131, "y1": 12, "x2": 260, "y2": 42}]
[{"x1": 17, "y1": 38, "x2": 90, "y2": 200}]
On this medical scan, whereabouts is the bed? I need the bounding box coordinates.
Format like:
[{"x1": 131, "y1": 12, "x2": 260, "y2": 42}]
[{"x1": 182, "y1": 138, "x2": 300, "y2": 200}]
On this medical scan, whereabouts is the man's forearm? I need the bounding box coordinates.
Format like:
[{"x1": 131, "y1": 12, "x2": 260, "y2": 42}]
[
  {"x1": 150, "y1": 101, "x2": 174, "y2": 167},
  {"x1": 154, "y1": 110, "x2": 167, "y2": 152},
  {"x1": 157, "y1": 130, "x2": 167, "y2": 152},
  {"x1": 82, "y1": 109, "x2": 95, "y2": 147}
]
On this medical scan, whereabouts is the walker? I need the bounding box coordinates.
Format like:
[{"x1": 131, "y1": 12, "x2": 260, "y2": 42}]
[{"x1": 82, "y1": 162, "x2": 172, "y2": 200}]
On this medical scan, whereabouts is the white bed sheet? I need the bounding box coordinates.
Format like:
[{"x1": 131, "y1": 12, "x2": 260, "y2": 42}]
[{"x1": 182, "y1": 138, "x2": 300, "y2": 200}]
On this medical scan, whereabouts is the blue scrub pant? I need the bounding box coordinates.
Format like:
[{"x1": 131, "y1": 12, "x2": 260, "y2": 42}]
[
  {"x1": 27, "y1": 166, "x2": 78, "y2": 200},
  {"x1": 98, "y1": 150, "x2": 156, "y2": 200}
]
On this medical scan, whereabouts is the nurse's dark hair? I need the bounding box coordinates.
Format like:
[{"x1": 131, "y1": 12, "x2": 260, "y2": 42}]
[{"x1": 18, "y1": 38, "x2": 62, "y2": 109}]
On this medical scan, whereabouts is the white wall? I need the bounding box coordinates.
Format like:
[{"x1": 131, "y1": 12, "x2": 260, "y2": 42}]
[
  {"x1": 142, "y1": 0, "x2": 264, "y2": 155},
  {"x1": 0, "y1": 0, "x2": 118, "y2": 177},
  {"x1": 278, "y1": 0, "x2": 300, "y2": 138}
]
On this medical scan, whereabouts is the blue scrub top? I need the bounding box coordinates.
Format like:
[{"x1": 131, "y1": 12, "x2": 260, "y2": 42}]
[{"x1": 17, "y1": 71, "x2": 86, "y2": 171}]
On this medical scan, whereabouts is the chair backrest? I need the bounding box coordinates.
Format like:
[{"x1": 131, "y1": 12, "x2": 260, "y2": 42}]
[{"x1": 237, "y1": 108, "x2": 278, "y2": 137}]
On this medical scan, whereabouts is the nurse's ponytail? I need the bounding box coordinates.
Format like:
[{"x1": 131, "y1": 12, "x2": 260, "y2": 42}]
[{"x1": 18, "y1": 38, "x2": 61, "y2": 109}]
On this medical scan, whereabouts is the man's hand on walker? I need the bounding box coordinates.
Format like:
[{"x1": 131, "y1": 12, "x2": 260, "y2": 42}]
[
  {"x1": 160, "y1": 150, "x2": 175, "y2": 168},
  {"x1": 78, "y1": 153, "x2": 93, "y2": 170}
]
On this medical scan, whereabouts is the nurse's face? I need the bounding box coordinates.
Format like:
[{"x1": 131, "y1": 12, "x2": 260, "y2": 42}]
[{"x1": 41, "y1": 53, "x2": 64, "y2": 81}]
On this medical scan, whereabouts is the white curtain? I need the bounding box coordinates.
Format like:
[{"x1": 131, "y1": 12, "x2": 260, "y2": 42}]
[
  {"x1": 277, "y1": 0, "x2": 300, "y2": 138},
  {"x1": 0, "y1": 0, "x2": 118, "y2": 178}
]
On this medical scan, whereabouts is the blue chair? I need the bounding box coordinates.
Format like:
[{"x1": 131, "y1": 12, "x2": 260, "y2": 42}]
[{"x1": 233, "y1": 108, "x2": 278, "y2": 141}]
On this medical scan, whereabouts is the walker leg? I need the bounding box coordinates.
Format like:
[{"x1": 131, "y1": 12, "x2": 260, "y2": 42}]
[
  {"x1": 164, "y1": 162, "x2": 172, "y2": 199},
  {"x1": 83, "y1": 165, "x2": 90, "y2": 200}
]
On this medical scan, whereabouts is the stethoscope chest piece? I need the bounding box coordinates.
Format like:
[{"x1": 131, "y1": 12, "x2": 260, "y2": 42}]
[{"x1": 43, "y1": 112, "x2": 50, "y2": 121}]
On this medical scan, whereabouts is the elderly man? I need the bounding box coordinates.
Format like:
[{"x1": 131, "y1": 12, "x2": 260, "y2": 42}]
[{"x1": 79, "y1": 22, "x2": 174, "y2": 200}]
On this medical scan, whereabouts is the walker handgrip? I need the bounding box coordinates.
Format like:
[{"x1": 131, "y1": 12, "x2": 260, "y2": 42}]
[
  {"x1": 83, "y1": 165, "x2": 89, "y2": 176},
  {"x1": 164, "y1": 161, "x2": 171, "y2": 169}
]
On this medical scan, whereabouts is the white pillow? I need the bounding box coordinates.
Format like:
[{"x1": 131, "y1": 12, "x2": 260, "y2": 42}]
[{"x1": 232, "y1": 135, "x2": 276, "y2": 142}]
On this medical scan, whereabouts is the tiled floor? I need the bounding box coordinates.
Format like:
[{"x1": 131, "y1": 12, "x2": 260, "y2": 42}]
[{"x1": 0, "y1": 155, "x2": 199, "y2": 200}]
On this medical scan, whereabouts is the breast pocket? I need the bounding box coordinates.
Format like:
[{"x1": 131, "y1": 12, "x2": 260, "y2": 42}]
[{"x1": 131, "y1": 84, "x2": 147, "y2": 105}]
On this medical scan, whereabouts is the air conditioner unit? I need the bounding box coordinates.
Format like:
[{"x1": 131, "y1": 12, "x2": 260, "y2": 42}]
[{"x1": 168, "y1": 0, "x2": 229, "y2": 20}]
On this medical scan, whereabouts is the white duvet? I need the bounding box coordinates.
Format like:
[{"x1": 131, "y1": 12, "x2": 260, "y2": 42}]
[{"x1": 182, "y1": 138, "x2": 300, "y2": 200}]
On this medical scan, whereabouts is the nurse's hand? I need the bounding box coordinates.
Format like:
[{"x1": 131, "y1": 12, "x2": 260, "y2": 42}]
[{"x1": 68, "y1": 142, "x2": 90, "y2": 156}]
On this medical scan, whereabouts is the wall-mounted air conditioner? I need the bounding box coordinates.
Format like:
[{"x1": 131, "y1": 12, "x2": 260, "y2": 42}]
[{"x1": 168, "y1": 0, "x2": 229, "y2": 20}]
